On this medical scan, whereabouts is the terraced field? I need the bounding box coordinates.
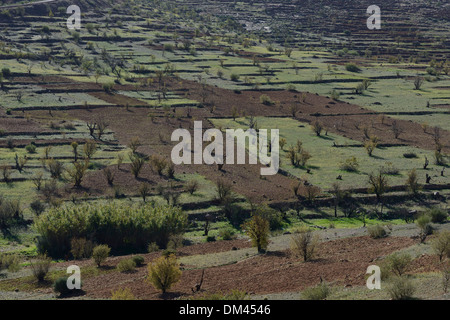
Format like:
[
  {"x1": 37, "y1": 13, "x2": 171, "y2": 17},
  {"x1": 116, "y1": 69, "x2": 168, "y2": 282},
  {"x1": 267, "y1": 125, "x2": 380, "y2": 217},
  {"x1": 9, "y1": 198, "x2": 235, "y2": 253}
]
[{"x1": 0, "y1": 0, "x2": 448, "y2": 302}]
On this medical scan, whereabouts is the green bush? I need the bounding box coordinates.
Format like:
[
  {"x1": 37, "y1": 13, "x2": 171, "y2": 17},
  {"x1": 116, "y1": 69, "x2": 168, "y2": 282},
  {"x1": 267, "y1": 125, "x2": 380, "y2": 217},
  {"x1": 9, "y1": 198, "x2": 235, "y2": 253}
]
[
  {"x1": 230, "y1": 73, "x2": 240, "y2": 82},
  {"x1": 385, "y1": 253, "x2": 412, "y2": 276},
  {"x1": 30, "y1": 200, "x2": 45, "y2": 216},
  {"x1": 368, "y1": 225, "x2": 387, "y2": 239},
  {"x1": 167, "y1": 234, "x2": 184, "y2": 250},
  {"x1": 30, "y1": 254, "x2": 51, "y2": 282},
  {"x1": 255, "y1": 205, "x2": 285, "y2": 231},
  {"x1": 339, "y1": 157, "x2": 359, "y2": 172},
  {"x1": 70, "y1": 238, "x2": 94, "y2": 260},
  {"x1": 431, "y1": 231, "x2": 450, "y2": 262},
  {"x1": 301, "y1": 282, "x2": 331, "y2": 300},
  {"x1": 219, "y1": 228, "x2": 236, "y2": 240},
  {"x1": 429, "y1": 208, "x2": 448, "y2": 223},
  {"x1": 0, "y1": 196, "x2": 23, "y2": 230},
  {"x1": 387, "y1": 276, "x2": 415, "y2": 300},
  {"x1": 25, "y1": 143, "x2": 37, "y2": 154},
  {"x1": 92, "y1": 245, "x2": 110, "y2": 267},
  {"x1": 147, "y1": 254, "x2": 182, "y2": 294},
  {"x1": 259, "y1": 94, "x2": 274, "y2": 106},
  {"x1": 54, "y1": 277, "x2": 71, "y2": 296},
  {"x1": 148, "y1": 242, "x2": 159, "y2": 253},
  {"x1": 111, "y1": 287, "x2": 135, "y2": 300},
  {"x1": 117, "y1": 258, "x2": 136, "y2": 273},
  {"x1": 416, "y1": 214, "x2": 433, "y2": 241},
  {"x1": 345, "y1": 63, "x2": 361, "y2": 72},
  {"x1": 34, "y1": 202, "x2": 187, "y2": 258},
  {"x1": 132, "y1": 256, "x2": 145, "y2": 267},
  {"x1": 162, "y1": 249, "x2": 177, "y2": 257},
  {"x1": 0, "y1": 253, "x2": 21, "y2": 273}
]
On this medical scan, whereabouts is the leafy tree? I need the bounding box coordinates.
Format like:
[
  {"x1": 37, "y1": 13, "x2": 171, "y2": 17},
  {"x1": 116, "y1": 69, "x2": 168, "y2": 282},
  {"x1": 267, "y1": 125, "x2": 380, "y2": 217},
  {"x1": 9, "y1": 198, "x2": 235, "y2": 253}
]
[
  {"x1": 311, "y1": 120, "x2": 324, "y2": 136},
  {"x1": 66, "y1": 160, "x2": 89, "y2": 187},
  {"x1": 406, "y1": 169, "x2": 421, "y2": 196},
  {"x1": 92, "y1": 245, "x2": 111, "y2": 267},
  {"x1": 147, "y1": 254, "x2": 182, "y2": 294},
  {"x1": 368, "y1": 171, "x2": 389, "y2": 218},
  {"x1": 290, "y1": 227, "x2": 319, "y2": 262},
  {"x1": 242, "y1": 214, "x2": 270, "y2": 253},
  {"x1": 432, "y1": 231, "x2": 450, "y2": 262}
]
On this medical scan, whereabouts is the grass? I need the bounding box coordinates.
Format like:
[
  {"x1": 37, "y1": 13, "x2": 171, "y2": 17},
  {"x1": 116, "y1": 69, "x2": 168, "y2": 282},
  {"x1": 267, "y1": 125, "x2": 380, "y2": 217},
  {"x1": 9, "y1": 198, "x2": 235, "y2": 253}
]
[
  {"x1": 0, "y1": 265, "x2": 114, "y2": 292},
  {"x1": 211, "y1": 116, "x2": 440, "y2": 190}
]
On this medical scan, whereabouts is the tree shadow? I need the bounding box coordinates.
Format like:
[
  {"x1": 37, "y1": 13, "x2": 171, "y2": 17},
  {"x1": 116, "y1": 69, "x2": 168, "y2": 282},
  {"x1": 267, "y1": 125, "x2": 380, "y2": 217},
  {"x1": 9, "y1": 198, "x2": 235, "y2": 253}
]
[
  {"x1": 159, "y1": 291, "x2": 183, "y2": 300},
  {"x1": 57, "y1": 289, "x2": 86, "y2": 299}
]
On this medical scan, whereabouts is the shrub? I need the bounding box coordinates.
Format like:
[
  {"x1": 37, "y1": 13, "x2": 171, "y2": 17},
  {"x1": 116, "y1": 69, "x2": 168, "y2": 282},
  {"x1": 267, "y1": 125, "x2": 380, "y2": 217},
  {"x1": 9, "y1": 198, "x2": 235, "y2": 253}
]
[
  {"x1": 167, "y1": 234, "x2": 184, "y2": 250},
  {"x1": 368, "y1": 225, "x2": 387, "y2": 239},
  {"x1": 428, "y1": 208, "x2": 448, "y2": 223},
  {"x1": 132, "y1": 256, "x2": 145, "y2": 267},
  {"x1": 259, "y1": 94, "x2": 274, "y2": 106},
  {"x1": 30, "y1": 200, "x2": 45, "y2": 216},
  {"x1": 345, "y1": 63, "x2": 361, "y2": 72},
  {"x1": 206, "y1": 235, "x2": 216, "y2": 242},
  {"x1": 148, "y1": 242, "x2": 159, "y2": 253},
  {"x1": 186, "y1": 180, "x2": 199, "y2": 195},
  {"x1": 413, "y1": 76, "x2": 424, "y2": 90},
  {"x1": 230, "y1": 73, "x2": 240, "y2": 82},
  {"x1": 405, "y1": 169, "x2": 421, "y2": 195},
  {"x1": 147, "y1": 254, "x2": 182, "y2": 294},
  {"x1": 339, "y1": 157, "x2": 359, "y2": 172},
  {"x1": 290, "y1": 227, "x2": 319, "y2": 262},
  {"x1": 34, "y1": 202, "x2": 187, "y2": 258},
  {"x1": 354, "y1": 83, "x2": 365, "y2": 95},
  {"x1": 301, "y1": 282, "x2": 331, "y2": 300},
  {"x1": 255, "y1": 205, "x2": 285, "y2": 231},
  {"x1": 25, "y1": 143, "x2": 37, "y2": 154},
  {"x1": 219, "y1": 228, "x2": 236, "y2": 240},
  {"x1": 162, "y1": 249, "x2": 177, "y2": 257},
  {"x1": 432, "y1": 231, "x2": 450, "y2": 262},
  {"x1": 416, "y1": 214, "x2": 433, "y2": 242},
  {"x1": 30, "y1": 254, "x2": 51, "y2": 282},
  {"x1": 54, "y1": 277, "x2": 75, "y2": 297},
  {"x1": 330, "y1": 89, "x2": 340, "y2": 101},
  {"x1": 47, "y1": 159, "x2": 64, "y2": 179},
  {"x1": 117, "y1": 258, "x2": 136, "y2": 273},
  {"x1": 242, "y1": 215, "x2": 270, "y2": 253},
  {"x1": 70, "y1": 238, "x2": 94, "y2": 260},
  {"x1": 92, "y1": 245, "x2": 111, "y2": 267},
  {"x1": 102, "y1": 82, "x2": 114, "y2": 93},
  {"x1": 311, "y1": 120, "x2": 324, "y2": 136},
  {"x1": 385, "y1": 253, "x2": 412, "y2": 277},
  {"x1": 387, "y1": 276, "x2": 415, "y2": 300},
  {"x1": 0, "y1": 197, "x2": 22, "y2": 231},
  {"x1": 102, "y1": 167, "x2": 115, "y2": 186},
  {"x1": 0, "y1": 253, "x2": 21, "y2": 273},
  {"x1": 150, "y1": 155, "x2": 168, "y2": 177},
  {"x1": 138, "y1": 182, "x2": 151, "y2": 202},
  {"x1": 163, "y1": 43, "x2": 174, "y2": 52},
  {"x1": 216, "y1": 179, "x2": 234, "y2": 205},
  {"x1": 111, "y1": 287, "x2": 135, "y2": 300},
  {"x1": 66, "y1": 161, "x2": 88, "y2": 187}
]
